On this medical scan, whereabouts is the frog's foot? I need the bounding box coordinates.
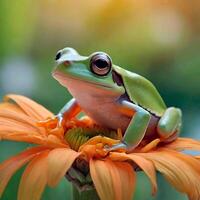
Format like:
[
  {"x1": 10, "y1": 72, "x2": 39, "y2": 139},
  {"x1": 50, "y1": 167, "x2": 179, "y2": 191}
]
[
  {"x1": 37, "y1": 113, "x2": 64, "y2": 129},
  {"x1": 56, "y1": 113, "x2": 64, "y2": 126},
  {"x1": 157, "y1": 107, "x2": 182, "y2": 142},
  {"x1": 104, "y1": 142, "x2": 128, "y2": 152}
]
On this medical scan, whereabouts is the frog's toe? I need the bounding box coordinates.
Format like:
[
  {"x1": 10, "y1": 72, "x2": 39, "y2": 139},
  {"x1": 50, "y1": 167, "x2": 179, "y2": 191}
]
[
  {"x1": 37, "y1": 114, "x2": 64, "y2": 129},
  {"x1": 104, "y1": 142, "x2": 128, "y2": 152},
  {"x1": 57, "y1": 113, "x2": 64, "y2": 127},
  {"x1": 37, "y1": 117, "x2": 57, "y2": 128}
]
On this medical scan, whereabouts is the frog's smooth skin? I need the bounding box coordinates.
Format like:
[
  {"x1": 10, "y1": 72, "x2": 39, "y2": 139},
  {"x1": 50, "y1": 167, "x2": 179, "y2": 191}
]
[{"x1": 52, "y1": 47, "x2": 182, "y2": 151}]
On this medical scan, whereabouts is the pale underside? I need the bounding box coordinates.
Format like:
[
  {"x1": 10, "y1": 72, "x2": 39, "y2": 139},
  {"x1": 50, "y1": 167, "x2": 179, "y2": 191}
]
[{"x1": 54, "y1": 72, "x2": 159, "y2": 136}]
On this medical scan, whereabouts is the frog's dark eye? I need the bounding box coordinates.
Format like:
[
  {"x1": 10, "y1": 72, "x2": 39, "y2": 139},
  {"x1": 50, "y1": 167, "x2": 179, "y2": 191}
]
[
  {"x1": 90, "y1": 53, "x2": 112, "y2": 76},
  {"x1": 55, "y1": 51, "x2": 62, "y2": 60}
]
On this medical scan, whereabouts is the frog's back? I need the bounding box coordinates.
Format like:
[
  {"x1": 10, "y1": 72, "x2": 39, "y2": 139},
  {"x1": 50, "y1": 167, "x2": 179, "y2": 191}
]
[{"x1": 113, "y1": 65, "x2": 167, "y2": 117}]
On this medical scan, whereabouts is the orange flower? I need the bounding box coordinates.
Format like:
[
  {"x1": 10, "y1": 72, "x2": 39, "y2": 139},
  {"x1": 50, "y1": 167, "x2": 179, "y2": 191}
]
[{"x1": 0, "y1": 94, "x2": 200, "y2": 200}]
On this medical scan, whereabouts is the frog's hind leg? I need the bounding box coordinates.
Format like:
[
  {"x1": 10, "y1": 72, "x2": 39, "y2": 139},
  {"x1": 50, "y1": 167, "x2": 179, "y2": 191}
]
[
  {"x1": 157, "y1": 107, "x2": 182, "y2": 142},
  {"x1": 105, "y1": 100, "x2": 151, "y2": 152}
]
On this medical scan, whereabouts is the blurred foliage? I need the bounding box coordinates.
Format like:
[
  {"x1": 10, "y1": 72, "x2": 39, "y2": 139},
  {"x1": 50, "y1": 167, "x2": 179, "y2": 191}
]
[{"x1": 0, "y1": 0, "x2": 200, "y2": 199}]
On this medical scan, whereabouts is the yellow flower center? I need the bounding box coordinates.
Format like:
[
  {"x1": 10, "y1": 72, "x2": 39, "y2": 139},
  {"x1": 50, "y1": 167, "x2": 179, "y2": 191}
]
[{"x1": 64, "y1": 126, "x2": 119, "y2": 152}]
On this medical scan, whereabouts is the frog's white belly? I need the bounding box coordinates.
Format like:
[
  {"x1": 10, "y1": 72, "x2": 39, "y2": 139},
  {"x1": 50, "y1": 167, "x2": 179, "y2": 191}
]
[
  {"x1": 79, "y1": 98, "x2": 130, "y2": 132},
  {"x1": 56, "y1": 75, "x2": 131, "y2": 132}
]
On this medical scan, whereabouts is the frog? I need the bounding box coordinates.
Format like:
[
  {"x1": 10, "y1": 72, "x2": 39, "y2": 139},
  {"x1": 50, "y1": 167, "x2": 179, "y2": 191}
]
[{"x1": 46, "y1": 47, "x2": 182, "y2": 152}]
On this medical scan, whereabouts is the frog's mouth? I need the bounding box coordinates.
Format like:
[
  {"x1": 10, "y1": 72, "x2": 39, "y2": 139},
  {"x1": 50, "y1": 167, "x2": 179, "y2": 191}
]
[{"x1": 52, "y1": 71, "x2": 114, "y2": 90}]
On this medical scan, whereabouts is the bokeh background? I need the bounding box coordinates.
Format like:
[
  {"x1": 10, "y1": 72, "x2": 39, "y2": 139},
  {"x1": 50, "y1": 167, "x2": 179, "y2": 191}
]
[{"x1": 0, "y1": 0, "x2": 200, "y2": 199}]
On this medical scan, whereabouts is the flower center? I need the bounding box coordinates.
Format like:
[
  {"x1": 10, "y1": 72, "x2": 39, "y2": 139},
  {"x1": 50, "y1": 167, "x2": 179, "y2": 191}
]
[{"x1": 64, "y1": 126, "x2": 118, "y2": 151}]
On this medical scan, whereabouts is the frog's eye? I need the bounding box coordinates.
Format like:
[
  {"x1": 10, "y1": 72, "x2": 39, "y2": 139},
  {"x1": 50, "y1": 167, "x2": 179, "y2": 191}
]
[
  {"x1": 55, "y1": 51, "x2": 62, "y2": 60},
  {"x1": 90, "y1": 53, "x2": 112, "y2": 76}
]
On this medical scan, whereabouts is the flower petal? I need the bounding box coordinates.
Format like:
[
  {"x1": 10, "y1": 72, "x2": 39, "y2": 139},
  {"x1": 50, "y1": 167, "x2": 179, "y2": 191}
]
[
  {"x1": 0, "y1": 104, "x2": 47, "y2": 139},
  {"x1": 0, "y1": 106, "x2": 67, "y2": 146},
  {"x1": 4, "y1": 94, "x2": 53, "y2": 121},
  {"x1": 0, "y1": 109, "x2": 43, "y2": 134},
  {"x1": 138, "y1": 148, "x2": 200, "y2": 200},
  {"x1": 110, "y1": 152, "x2": 157, "y2": 195},
  {"x1": 0, "y1": 146, "x2": 47, "y2": 197},
  {"x1": 89, "y1": 159, "x2": 115, "y2": 200},
  {"x1": 47, "y1": 148, "x2": 80, "y2": 187},
  {"x1": 0, "y1": 102, "x2": 25, "y2": 114},
  {"x1": 127, "y1": 154, "x2": 157, "y2": 195},
  {"x1": 0, "y1": 98, "x2": 54, "y2": 142},
  {"x1": 164, "y1": 137, "x2": 200, "y2": 151},
  {"x1": 90, "y1": 159, "x2": 135, "y2": 200},
  {"x1": 109, "y1": 161, "x2": 136, "y2": 200},
  {"x1": 18, "y1": 150, "x2": 49, "y2": 200},
  {"x1": 1, "y1": 133, "x2": 44, "y2": 144}
]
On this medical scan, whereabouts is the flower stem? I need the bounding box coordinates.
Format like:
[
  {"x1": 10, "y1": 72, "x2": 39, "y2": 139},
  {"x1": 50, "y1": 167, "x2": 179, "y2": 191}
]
[{"x1": 72, "y1": 185, "x2": 100, "y2": 200}]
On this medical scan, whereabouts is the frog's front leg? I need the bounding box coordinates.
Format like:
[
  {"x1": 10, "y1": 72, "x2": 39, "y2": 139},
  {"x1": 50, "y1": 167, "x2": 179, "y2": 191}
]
[
  {"x1": 157, "y1": 107, "x2": 182, "y2": 142},
  {"x1": 58, "y1": 98, "x2": 81, "y2": 125},
  {"x1": 107, "y1": 100, "x2": 151, "y2": 152},
  {"x1": 38, "y1": 98, "x2": 81, "y2": 127}
]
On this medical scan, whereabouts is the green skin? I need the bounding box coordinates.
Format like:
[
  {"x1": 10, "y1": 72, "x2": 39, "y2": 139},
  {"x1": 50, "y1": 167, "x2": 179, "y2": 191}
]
[{"x1": 52, "y1": 47, "x2": 182, "y2": 151}]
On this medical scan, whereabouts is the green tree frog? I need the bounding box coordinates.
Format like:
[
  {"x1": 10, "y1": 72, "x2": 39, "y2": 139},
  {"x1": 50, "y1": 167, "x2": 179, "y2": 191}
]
[{"x1": 51, "y1": 47, "x2": 182, "y2": 151}]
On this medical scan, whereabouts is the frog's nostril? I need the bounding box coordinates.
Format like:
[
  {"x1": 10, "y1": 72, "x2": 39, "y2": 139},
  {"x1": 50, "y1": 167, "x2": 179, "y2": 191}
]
[{"x1": 55, "y1": 52, "x2": 62, "y2": 60}]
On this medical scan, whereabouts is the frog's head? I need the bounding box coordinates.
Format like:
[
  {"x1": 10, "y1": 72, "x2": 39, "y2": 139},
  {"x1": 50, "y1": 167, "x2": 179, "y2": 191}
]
[{"x1": 52, "y1": 47, "x2": 125, "y2": 96}]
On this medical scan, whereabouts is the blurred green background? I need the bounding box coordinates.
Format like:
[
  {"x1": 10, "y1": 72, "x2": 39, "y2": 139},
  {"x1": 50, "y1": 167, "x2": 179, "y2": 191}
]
[{"x1": 0, "y1": 0, "x2": 199, "y2": 199}]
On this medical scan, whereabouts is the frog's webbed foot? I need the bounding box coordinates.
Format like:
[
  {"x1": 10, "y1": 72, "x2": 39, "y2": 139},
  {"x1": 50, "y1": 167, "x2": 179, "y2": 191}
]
[
  {"x1": 37, "y1": 113, "x2": 64, "y2": 129},
  {"x1": 104, "y1": 142, "x2": 128, "y2": 152},
  {"x1": 56, "y1": 113, "x2": 64, "y2": 127},
  {"x1": 38, "y1": 98, "x2": 81, "y2": 129},
  {"x1": 157, "y1": 107, "x2": 182, "y2": 142}
]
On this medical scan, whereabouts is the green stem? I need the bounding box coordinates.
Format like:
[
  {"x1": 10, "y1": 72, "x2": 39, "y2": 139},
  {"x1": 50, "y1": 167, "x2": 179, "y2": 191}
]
[{"x1": 72, "y1": 185, "x2": 100, "y2": 200}]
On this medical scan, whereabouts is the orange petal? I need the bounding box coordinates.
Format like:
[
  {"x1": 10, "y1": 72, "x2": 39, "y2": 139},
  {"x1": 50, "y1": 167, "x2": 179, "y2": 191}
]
[
  {"x1": 0, "y1": 106, "x2": 47, "y2": 139},
  {"x1": 195, "y1": 155, "x2": 200, "y2": 160},
  {"x1": 0, "y1": 110, "x2": 43, "y2": 133},
  {"x1": 164, "y1": 137, "x2": 200, "y2": 151},
  {"x1": 0, "y1": 132, "x2": 45, "y2": 145},
  {"x1": 0, "y1": 109, "x2": 67, "y2": 146},
  {"x1": 0, "y1": 102, "x2": 25, "y2": 114},
  {"x1": 109, "y1": 161, "x2": 136, "y2": 200},
  {"x1": 138, "y1": 148, "x2": 200, "y2": 200},
  {"x1": 4, "y1": 94, "x2": 53, "y2": 121},
  {"x1": 45, "y1": 135, "x2": 69, "y2": 148},
  {"x1": 18, "y1": 150, "x2": 49, "y2": 200},
  {"x1": 2, "y1": 133, "x2": 67, "y2": 148},
  {"x1": 0, "y1": 100, "x2": 51, "y2": 142},
  {"x1": 90, "y1": 159, "x2": 135, "y2": 200},
  {"x1": 90, "y1": 159, "x2": 115, "y2": 200},
  {"x1": 47, "y1": 148, "x2": 80, "y2": 187},
  {"x1": 140, "y1": 139, "x2": 161, "y2": 153},
  {"x1": 127, "y1": 154, "x2": 157, "y2": 195},
  {"x1": 110, "y1": 152, "x2": 157, "y2": 195},
  {"x1": 0, "y1": 146, "x2": 47, "y2": 197}
]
